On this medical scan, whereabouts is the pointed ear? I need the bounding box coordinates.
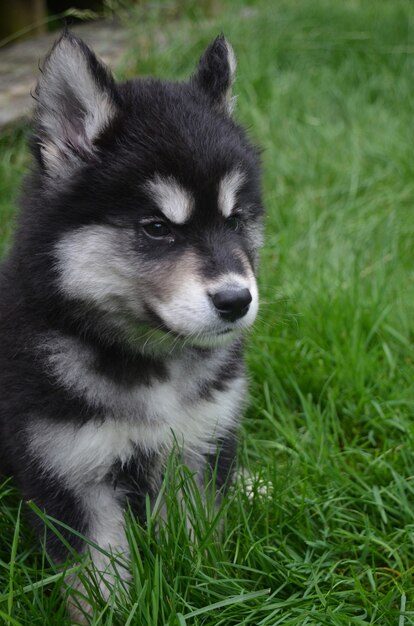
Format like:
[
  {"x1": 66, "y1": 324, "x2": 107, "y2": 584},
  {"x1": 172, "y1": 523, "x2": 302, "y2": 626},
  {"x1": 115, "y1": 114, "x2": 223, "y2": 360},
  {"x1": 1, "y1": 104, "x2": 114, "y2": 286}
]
[
  {"x1": 191, "y1": 34, "x2": 237, "y2": 115},
  {"x1": 33, "y1": 32, "x2": 119, "y2": 177}
]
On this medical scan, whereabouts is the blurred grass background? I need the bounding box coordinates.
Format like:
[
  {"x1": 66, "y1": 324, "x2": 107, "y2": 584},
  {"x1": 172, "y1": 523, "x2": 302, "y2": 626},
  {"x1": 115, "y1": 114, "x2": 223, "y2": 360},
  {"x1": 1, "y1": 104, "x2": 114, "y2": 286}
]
[{"x1": 1, "y1": 0, "x2": 414, "y2": 623}]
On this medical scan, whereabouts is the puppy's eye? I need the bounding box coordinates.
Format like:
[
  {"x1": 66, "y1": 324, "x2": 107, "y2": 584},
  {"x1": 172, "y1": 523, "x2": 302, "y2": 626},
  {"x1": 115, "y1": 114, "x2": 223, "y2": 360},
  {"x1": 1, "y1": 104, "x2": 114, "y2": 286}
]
[
  {"x1": 142, "y1": 221, "x2": 172, "y2": 239},
  {"x1": 226, "y1": 215, "x2": 241, "y2": 231}
]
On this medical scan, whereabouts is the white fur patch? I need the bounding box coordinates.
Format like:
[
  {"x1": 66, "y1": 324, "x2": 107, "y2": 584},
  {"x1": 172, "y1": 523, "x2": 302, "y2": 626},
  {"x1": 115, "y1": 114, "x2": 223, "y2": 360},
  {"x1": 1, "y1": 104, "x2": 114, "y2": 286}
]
[
  {"x1": 224, "y1": 39, "x2": 237, "y2": 115},
  {"x1": 223, "y1": 38, "x2": 237, "y2": 114},
  {"x1": 37, "y1": 36, "x2": 115, "y2": 176},
  {"x1": 218, "y1": 169, "x2": 245, "y2": 218},
  {"x1": 84, "y1": 485, "x2": 130, "y2": 590},
  {"x1": 54, "y1": 225, "x2": 146, "y2": 330},
  {"x1": 145, "y1": 175, "x2": 194, "y2": 224},
  {"x1": 66, "y1": 485, "x2": 130, "y2": 623},
  {"x1": 225, "y1": 39, "x2": 237, "y2": 82},
  {"x1": 151, "y1": 265, "x2": 259, "y2": 341}
]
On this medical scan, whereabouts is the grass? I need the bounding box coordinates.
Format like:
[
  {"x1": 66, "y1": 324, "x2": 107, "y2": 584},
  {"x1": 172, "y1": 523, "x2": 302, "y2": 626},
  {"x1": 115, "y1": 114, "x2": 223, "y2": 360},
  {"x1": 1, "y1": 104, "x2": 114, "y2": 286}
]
[{"x1": 1, "y1": 0, "x2": 414, "y2": 623}]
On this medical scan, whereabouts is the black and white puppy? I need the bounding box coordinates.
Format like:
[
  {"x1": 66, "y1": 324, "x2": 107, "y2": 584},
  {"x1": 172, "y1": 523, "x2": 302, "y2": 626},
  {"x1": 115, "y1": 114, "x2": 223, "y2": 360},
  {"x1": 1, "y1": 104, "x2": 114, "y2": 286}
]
[{"x1": 0, "y1": 32, "x2": 263, "y2": 619}]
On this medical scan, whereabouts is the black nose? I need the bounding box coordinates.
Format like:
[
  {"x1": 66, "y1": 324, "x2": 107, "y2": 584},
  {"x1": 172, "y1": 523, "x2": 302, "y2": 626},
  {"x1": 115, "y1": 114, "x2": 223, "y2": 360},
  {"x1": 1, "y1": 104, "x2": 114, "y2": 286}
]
[{"x1": 211, "y1": 288, "x2": 252, "y2": 322}]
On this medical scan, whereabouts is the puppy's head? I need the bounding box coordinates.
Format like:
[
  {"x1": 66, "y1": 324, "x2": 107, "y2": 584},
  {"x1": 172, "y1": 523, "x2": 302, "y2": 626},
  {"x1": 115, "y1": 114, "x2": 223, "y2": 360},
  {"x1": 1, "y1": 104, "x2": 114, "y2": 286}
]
[{"x1": 27, "y1": 33, "x2": 264, "y2": 350}]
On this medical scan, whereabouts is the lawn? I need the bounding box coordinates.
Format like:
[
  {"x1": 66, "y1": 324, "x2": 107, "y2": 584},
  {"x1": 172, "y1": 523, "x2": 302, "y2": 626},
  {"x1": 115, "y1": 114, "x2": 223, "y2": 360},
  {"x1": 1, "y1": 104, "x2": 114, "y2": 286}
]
[{"x1": 1, "y1": 0, "x2": 414, "y2": 624}]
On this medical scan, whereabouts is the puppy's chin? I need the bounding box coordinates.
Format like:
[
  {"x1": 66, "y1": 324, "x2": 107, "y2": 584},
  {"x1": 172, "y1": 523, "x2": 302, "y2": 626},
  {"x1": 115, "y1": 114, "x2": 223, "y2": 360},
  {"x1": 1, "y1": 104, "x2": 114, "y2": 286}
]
[
  {"x1": 124, "y1": 322, "x2": 242, "y2": 353},
  {"x1": 183, "y1": 328, "x2": 241, "y2": 349}
]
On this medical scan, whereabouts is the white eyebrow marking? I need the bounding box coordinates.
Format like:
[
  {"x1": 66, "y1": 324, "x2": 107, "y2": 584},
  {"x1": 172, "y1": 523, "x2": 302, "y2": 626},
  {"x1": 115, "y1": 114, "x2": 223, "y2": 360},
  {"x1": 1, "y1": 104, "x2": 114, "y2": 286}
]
[
  {"x1": 218, "y1": 169, "x2": 246, "y2": 217},
  {"x1": 145, "y1": 175, "x2": 195, "y2": 224}
]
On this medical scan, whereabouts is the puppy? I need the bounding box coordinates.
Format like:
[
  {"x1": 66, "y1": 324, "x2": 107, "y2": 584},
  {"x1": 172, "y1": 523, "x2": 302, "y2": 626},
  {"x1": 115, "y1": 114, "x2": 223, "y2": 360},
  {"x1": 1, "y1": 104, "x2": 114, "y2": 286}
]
[{"x1": 0, "y1": 32, "x2": 264, "y2": 620}]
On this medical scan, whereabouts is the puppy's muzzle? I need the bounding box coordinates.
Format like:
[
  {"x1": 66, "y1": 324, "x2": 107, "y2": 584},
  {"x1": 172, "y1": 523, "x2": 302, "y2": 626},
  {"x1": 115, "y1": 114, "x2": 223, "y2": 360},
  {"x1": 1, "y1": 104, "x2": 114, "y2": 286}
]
[{"x1": 210, "y1": 288, "x2": 252, "y2": 322}]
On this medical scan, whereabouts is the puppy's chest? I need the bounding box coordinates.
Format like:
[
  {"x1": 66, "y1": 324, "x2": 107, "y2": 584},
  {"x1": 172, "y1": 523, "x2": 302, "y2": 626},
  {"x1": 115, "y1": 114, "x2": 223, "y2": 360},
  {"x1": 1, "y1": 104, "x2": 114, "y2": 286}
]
[
  {"x1": 81, "y1": 350, "x2": 241, "y2": 441},
  {"x1": 31, "y1": 338, "x2": 245, "y2": 484},
  {"x1": 94, "y1": 360, "x2": 242, "y2": 450}
]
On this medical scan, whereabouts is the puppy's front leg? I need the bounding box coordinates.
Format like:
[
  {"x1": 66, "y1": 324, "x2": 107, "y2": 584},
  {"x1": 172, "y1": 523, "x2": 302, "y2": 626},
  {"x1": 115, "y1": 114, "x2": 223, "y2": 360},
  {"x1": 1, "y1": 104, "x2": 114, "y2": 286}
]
[
  {"x1": 20, "y1": 468, "x2": 129, "y2": 624},
  {"x1": 66, "y1": 482, "x2": 130, "y2": 624}
]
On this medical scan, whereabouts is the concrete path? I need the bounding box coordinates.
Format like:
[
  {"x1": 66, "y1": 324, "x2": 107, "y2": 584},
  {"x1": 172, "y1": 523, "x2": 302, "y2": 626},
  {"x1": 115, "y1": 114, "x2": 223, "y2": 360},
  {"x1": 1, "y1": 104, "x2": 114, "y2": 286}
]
[{"x1": 0, "y1": 20, "x2": 129, "y2": 129}]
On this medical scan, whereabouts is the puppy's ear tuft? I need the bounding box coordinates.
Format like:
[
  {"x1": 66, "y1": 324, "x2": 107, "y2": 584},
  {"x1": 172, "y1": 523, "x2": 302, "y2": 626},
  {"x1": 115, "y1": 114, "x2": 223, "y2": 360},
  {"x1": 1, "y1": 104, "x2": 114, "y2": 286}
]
[
  {"x1": 33, "y1": 32, "x2": 119, "y2": 177},
  {"x1": 192, "y1": 34, "x2": 237, "y2": 115}
]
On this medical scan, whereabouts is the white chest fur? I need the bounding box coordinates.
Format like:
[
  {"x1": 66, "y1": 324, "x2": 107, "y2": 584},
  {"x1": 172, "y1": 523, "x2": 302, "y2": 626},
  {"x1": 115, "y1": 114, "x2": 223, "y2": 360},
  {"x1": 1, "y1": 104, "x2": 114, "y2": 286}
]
[{"x1": 28, "y1": 334, "x2": 245, "y2": 488}]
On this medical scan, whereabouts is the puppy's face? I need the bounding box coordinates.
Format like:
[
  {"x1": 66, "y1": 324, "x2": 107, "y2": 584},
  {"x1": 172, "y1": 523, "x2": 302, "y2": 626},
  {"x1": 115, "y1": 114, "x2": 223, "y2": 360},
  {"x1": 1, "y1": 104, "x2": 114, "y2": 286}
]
[{"x1": 32, "y1": 34, "x2": 264, "y2": 349}]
